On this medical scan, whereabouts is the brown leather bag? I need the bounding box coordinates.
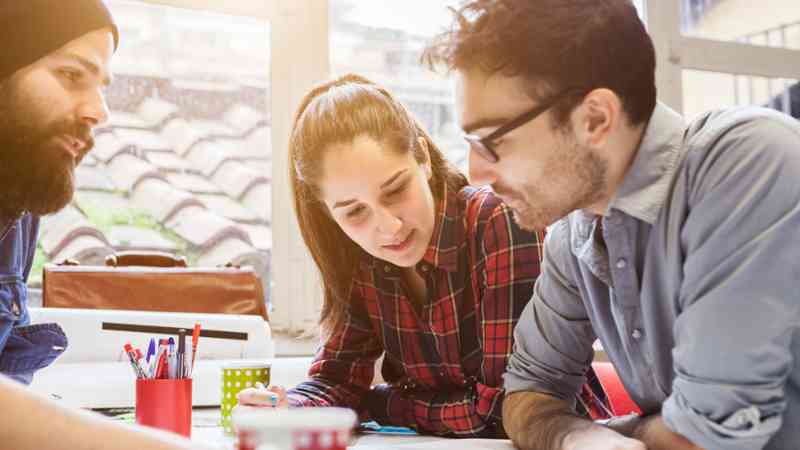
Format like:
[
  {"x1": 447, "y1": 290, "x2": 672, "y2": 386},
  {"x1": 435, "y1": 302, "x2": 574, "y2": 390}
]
[{"x1": 42, "y1": 251, "x2": 268, "y2": 320}]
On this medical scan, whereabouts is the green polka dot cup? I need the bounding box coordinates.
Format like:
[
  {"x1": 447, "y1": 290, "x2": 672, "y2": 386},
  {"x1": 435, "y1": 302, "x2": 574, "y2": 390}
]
[{"x1": 221, "y1": 362, "x2": 271, "y2": 434}]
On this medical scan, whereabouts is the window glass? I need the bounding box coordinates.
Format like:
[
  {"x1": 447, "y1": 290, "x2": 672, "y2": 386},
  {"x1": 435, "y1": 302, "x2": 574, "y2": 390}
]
[
  {"x1": 330, "y1": 0, "x2": 467, "y2": 172},
  {"x1": 681, "y1": 0, "x2": 800, "y2": 50},
  {"x1": 31, "y1": 1, "x2": 272, "y2": 305},
  {"x1": 683, "y1": 70, "x2": 799, "y2": 119}
]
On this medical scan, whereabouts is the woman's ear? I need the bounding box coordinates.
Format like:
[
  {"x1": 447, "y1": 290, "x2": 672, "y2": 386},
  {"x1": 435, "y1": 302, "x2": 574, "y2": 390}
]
[{"x1": 418, "y1": 136, "x2": 433, "y2": 180}]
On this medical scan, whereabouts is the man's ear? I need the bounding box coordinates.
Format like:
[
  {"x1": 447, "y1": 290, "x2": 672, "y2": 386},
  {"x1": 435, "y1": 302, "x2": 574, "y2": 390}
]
[
  {"x1": 574, "y1": 88, "x2": 620, "y2": 147},
  {"x1": 418, "y1": 136, "x2": 433, "y2": 180}
]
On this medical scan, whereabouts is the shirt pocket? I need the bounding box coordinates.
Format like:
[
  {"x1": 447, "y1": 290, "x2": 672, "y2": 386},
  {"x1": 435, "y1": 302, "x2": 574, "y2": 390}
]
[{"x1": 0, "y1": 323, "x2": 68, "y2": 385}]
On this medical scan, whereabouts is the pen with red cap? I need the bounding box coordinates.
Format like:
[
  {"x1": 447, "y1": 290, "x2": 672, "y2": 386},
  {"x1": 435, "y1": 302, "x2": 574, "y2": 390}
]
[
  {"x1": 123, "y1": 343, "x2": 145, "y2": 379},
  {"x1": 189, "y1": 323, "x2": 201, "y2": 377}
]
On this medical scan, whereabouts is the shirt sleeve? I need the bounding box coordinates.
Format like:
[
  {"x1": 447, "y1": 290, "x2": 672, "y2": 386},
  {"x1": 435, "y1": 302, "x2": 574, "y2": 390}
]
[
  {"x1": 364, "y1": 381, "x2": 505, "y2": 437},
  {"x1": 286, "y1": 280, "x2": 383, "y2": 411},
  {"x1": 662, "y1": 115, "x2": 800, "y2": 450},
  {"x1": 502, "y1": 218, "x2": 597, "y2": 407}
]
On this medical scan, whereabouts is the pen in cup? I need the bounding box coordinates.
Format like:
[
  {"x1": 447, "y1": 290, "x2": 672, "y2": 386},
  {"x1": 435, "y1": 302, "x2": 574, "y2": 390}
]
[{"x1": 123, "y1": 343, "x2": 145, "y2": 379}]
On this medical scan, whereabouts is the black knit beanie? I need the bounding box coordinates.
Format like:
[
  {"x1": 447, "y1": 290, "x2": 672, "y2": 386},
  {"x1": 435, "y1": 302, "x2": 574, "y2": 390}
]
[{"x1": 0, "y1": 0, "x2": 119, "y2": 80}]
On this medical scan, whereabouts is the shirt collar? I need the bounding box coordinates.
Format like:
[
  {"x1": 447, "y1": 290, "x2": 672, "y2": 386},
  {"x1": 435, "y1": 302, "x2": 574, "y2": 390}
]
[
  {"x1": 419, "y1": 186, "x2": 464, "y2": 273},
  {"x1": 0, "y1": 210, "x2": 25, "y2": 242},
  {"x1": 607, "y1": 102, "x2": 687, "y2": 224}
]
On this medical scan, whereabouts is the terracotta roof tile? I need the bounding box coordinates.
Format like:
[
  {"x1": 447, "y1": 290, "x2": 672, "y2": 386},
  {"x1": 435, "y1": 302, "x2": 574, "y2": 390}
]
[
  {"x1": 184, "y1": 141, "x2": 233, "y2": 177},
  {"x1": 161, "y1": 119, "x2": 213, "y2": 157},
  {"x1": 108, "y1": 111, "x2": 148, "y2": 129},
  {"x1": 108, "y1": 153, "x2": 166, "y2": 192},
  {"x1": 81, "y1": 154, "x2": 100, "y2": 168},
  {"x1": 165, "y1": 172, "x2": 222, "y2": 194},
  {"x1": 137, "y1": 97, "x2": 180, "y2": 128},
  {"x1": 107, "y1": 225, "x2": 179, "y2": 252},
  {"x1": 223, "y1": 104, "x2": 267, "y2": 136},
  {"x1": 146, "y1": 151, "x2": 192, "y2": 172},
  {"x1": 195, "y1": 193, "x2": 261, "y2": 224},
  {"x1": 75, "y1": 166, "x2": 116, "y2": 192},
  {"x1": 164, "y1": 205, "x2": 251, "y2": 249},
  {"x1": 39, "y1": 206, "x2": 110, "y2": 259},
  {"x1": 196, "y1": 236, "x2": 267, "y2": 273},
  {"x1": 93, "y1": 132, "x2": 135, "y2": 163},
  {"x1": 74, "y1": 191, "x2": 135, "y2": 214},
  {"x1": 239, "y1": 224, "x2": 272, "y2": 251},
  {"x1": 211, "y1": 160, "x2": 269, "y2": 200},
  {"x1": 243, "y1": 160, "x2": 271, "y2": 176},
  {"x1": 114, "y1": 128, "x2": 172, "y2": 153},
  {"x1": 241, "y1": 183, "x2": 271, "y2": 222},
  {"x1": 190, "y1": 119, "x2": 238, "y2": 139},
  {"x1": 39, "y1": 205, "x2": 86, "y2": 240},
  {"x1": 245, "y1": 126, "x2": 272, "y2": 159},
  {"x1": 49, "y1": 235, "x2": 113, "y2": 266},
  {"x1": 217, "y1": 131, "x2": 271, "y2": 159},
  {"x1": 131, "y1": 178, "x2": 205, "y2": 223}
]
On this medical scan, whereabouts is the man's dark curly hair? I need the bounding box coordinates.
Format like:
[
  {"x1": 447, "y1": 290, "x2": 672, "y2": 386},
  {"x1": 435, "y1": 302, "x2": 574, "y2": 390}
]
[{"x1": 423, "y1": 0, "x2": 657, "y2": 127}]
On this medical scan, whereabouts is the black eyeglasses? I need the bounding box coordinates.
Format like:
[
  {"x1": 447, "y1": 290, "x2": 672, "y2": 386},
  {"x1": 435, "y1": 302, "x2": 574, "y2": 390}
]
[{"x1": 463, "y1": 88, "x2": 585, "y2": 163}]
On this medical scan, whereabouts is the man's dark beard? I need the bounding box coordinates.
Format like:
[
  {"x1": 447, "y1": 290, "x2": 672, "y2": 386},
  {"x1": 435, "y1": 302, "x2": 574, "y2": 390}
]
[{"x1": 0, "y1": 81, "x2": 94, "y2": 219}]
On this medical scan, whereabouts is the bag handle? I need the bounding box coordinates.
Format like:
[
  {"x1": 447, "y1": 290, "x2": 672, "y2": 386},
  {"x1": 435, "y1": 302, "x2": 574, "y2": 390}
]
[{"x1": 105, "y1": 251, "x2": 188, "y2": 268}]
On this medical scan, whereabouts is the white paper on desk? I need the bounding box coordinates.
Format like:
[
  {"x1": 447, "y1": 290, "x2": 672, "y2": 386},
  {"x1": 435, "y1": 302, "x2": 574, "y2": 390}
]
[{"x1": 351, "y1": 436, "x2": 515, "y2": 450}]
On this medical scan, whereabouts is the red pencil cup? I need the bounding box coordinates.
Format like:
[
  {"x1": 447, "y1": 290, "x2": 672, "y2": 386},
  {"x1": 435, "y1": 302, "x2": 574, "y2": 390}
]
[{"x1": 135, "y1": 378, "x2": 193, "y2": 437}]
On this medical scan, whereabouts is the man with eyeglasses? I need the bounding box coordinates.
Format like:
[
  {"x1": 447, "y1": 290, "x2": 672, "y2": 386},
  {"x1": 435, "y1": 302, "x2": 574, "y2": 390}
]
[{"x1": 425, "y1": 1, "x2": 800, "y2": 450}]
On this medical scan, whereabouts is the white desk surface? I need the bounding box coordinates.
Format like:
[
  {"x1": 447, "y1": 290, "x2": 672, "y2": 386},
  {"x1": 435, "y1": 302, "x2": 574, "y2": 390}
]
[{"x1": 189, "y1": 409, "x2": 514, "y2": 450}]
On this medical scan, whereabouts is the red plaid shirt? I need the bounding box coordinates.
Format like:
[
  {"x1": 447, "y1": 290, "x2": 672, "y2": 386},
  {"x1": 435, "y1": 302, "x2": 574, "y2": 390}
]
[{"x1": 287, "y1": 186, "x2": 607, "y2": 436}]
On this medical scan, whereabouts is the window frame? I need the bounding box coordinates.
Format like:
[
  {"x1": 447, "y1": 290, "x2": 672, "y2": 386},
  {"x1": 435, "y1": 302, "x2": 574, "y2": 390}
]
[
  {"x1": 646, "y1": 1, "x2": 800, "y2": 112},
  {"x1": 137, "y1": 0, "x2": 329, "y2": 334}
]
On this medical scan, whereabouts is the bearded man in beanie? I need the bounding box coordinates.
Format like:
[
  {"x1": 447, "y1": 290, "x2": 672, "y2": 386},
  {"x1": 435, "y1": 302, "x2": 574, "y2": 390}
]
[
  {"x1": 0, "y1": 2, "x2": 213, "y2": 450},
  {"x1": 0, "y1": 0, "x2": 118, "y2": 384}
]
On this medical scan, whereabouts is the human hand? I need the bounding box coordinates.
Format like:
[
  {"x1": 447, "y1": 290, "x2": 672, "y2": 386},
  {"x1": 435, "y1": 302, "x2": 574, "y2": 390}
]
[
  {"x1": 236, "y1": 383, "x2": 289, "y2": 408},
  {"x1": 563, "y1": 425, "x2": 647, "y2": 450}
]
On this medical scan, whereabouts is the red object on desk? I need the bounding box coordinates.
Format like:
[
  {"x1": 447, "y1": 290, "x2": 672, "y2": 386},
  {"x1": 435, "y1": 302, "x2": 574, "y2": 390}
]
[
  {"x1": 591, "y1": 361, "x2": 642, "y2": 415},
  {"x1": 294, "y1": 430, "x2": 348, "y2": 450},
  {"x1": 136, "y1": 378, "x2": 192, "y2": 437}
]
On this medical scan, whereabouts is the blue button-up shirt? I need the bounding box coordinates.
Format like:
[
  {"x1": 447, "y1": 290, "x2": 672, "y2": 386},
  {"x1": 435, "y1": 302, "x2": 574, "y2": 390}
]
[
  {"x1": 504, "y1": 103, "x2": 800, "y2": 449},
  {"x1": 0, "y1": 213, "x2": 66, "y2": 384}
]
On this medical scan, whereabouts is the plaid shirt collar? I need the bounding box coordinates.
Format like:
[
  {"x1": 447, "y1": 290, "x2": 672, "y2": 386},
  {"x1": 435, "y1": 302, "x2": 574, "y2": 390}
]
[{"x1": 360, "y1": 187, "x2": 465, "y2": 274}]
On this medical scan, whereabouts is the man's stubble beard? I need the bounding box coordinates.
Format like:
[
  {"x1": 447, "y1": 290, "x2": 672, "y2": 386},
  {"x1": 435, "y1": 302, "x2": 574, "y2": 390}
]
[{"x1": 509, "y1": 142, "x2": 608, "y2": 232}]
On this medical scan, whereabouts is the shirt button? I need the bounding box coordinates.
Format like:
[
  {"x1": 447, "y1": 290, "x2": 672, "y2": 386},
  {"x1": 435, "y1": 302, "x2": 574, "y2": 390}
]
[
  {"x1": 384, "y1": 265, "x2": 392, "y2": 273},
  {"x1": 632, "y1": 329, "x2": 643, "y2": 340},
  {"x1": 421, "y1": 265, "x2": 429, "y2": 272},
  {"x1": 616, "y1": 258, "x2": 627, "y2": 269}
]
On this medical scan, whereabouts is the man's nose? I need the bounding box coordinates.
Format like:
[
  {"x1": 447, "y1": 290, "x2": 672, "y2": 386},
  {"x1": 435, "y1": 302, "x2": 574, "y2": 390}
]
[{"x1": 77, "y1": 88, "x2": 110, "y2": 129}]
